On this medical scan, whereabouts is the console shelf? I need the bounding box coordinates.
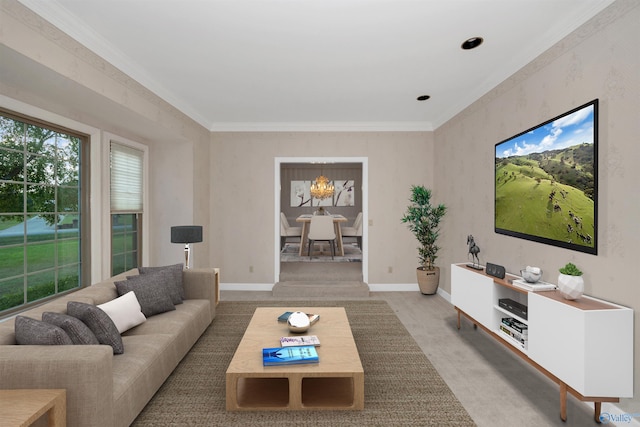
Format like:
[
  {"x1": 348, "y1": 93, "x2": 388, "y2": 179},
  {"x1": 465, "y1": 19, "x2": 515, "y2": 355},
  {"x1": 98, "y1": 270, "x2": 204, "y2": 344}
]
[
  {"x1": 451, "y1": 263, "x2": 633, "y2": 423},
  {"x1": 493, "y1": 304, "x2": 527, "y2": 325}
]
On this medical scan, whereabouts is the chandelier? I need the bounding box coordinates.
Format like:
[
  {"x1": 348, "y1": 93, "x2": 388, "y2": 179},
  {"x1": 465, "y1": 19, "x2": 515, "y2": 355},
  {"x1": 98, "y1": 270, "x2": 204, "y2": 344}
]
[{"x1": 310, "y1": 174, "x2": 334, "y2": 200}]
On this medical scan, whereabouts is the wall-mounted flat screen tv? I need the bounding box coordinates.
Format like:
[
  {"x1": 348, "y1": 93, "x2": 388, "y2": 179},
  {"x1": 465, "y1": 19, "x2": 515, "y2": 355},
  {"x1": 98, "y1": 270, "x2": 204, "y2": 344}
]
[{"x1": 495, "y1": 99, "x2": 598, "y2": 255}]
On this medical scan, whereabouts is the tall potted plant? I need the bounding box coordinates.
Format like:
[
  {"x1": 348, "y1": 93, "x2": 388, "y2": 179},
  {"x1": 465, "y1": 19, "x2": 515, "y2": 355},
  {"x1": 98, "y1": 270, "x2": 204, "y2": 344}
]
[{"x1": 401, "y1": 185, "x2": 447, "y2": 294}]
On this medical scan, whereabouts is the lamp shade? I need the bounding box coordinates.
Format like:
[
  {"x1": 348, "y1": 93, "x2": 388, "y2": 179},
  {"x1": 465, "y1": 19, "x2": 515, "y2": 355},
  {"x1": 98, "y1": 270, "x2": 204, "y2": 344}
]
[{"x1": 170, "y1": 225, "x2": 203, "y2": 244}]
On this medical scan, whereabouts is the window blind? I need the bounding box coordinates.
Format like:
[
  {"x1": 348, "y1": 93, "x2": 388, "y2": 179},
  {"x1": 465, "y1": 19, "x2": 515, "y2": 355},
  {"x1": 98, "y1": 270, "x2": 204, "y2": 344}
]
[{"x1": 110, "y1": 142, "x2": 143, "y2": 212}]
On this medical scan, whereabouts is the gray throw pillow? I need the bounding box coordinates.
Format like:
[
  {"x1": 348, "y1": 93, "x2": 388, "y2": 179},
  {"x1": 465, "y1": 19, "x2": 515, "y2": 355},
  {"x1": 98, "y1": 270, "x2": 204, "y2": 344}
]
[
  {"x1": 115, "y1": 271, "x2": 176, "y2": 317},
  {"x1": 15, "y1": 316, "x2": 73, "y2": 345},
  {"x1": 42, "y1": 312, "x2": 99, "y2": 345},
  {"x1": 67, "y1": 301, "x2": 124, "y2": 354},
  {"x1": 139, "y1": 263, "x2": 184, "y2": 303}
]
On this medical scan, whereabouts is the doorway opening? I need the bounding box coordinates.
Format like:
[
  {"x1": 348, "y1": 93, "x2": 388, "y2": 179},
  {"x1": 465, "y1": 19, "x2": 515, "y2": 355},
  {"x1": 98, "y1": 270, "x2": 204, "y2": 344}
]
[{"x1": 274, "y1": 157, "x2": 368, "y2": 284}]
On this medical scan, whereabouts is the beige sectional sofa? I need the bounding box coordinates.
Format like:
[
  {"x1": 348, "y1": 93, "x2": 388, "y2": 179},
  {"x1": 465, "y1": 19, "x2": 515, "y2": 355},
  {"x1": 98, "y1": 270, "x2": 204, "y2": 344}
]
[{"x1": 0, "y1": 267, "x2": 218, "y2": 427}]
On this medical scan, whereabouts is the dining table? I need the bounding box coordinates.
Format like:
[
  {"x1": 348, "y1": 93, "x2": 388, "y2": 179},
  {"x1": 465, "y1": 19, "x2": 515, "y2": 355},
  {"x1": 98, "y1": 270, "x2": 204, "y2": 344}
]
[{"x1": 295, "y1": 214, "x2": 348, "y2": 257}]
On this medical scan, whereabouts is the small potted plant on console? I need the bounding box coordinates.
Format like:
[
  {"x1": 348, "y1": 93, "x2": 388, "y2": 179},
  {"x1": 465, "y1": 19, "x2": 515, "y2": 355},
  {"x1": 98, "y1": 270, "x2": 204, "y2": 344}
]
[
  {"x1": 558, "y1": 262, "x2": 584, "y2": 300},
  {"x1": 401, "y1": 185, "x2": 447, "y2": 295}
]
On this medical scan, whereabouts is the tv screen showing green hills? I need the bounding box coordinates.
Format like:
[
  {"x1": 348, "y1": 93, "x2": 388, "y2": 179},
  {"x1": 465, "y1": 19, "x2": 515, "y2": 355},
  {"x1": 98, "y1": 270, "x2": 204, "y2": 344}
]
[{"x1": 495, "y1": 143, "x2": 595, "y2": 250}]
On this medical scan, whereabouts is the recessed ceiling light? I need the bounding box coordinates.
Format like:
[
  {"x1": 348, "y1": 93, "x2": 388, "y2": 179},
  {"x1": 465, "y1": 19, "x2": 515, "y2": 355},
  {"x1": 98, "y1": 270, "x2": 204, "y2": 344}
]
[
  {"x1": 461, "y1": 37, "x2": 484, "y2": 50},
  {"x1": 416, "y1": 95, "x2": 430, "y2": 101}
]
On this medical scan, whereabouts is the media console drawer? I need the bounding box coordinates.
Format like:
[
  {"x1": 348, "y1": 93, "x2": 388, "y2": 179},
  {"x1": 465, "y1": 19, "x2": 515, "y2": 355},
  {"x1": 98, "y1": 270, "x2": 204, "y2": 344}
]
[{"x1": 527, "y1": 292, "x2": 633, "y2": 397}]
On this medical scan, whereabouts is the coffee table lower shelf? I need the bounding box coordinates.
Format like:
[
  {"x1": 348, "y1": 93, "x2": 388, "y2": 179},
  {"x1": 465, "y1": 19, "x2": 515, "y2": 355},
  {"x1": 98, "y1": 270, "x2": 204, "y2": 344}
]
[{"x1": 227, "y1": 373, "x2": 363, "y2": 410}]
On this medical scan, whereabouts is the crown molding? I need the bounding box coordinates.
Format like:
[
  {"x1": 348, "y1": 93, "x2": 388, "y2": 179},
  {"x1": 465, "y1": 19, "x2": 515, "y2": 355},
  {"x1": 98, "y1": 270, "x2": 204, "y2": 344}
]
[{"x1": 209, "y1": 121, "x2": 434, "y2": 132}]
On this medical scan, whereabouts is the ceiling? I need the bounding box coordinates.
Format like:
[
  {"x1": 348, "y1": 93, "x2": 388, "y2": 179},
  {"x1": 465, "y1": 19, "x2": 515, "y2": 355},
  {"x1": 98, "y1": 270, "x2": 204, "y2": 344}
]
[{"x1": 18, "y1": 0, "x2": 614, "y2": 132}]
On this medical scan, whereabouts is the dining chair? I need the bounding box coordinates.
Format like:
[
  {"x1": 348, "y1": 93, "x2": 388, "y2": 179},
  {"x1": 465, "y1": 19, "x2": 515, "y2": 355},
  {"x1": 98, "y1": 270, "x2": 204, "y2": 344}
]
[
  {"x1": 307, "y1": 215, "x2": 336, "y2": 259},
  {"x1": 341, "y1": 212, "x2": 363, "y2": 249},
  {"x1": 280, "y1": 212, "x2": 302, "y2": 250}
]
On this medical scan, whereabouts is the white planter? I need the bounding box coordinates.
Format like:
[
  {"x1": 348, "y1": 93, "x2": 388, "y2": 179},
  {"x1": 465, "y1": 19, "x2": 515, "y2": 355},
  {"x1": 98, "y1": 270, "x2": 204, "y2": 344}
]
[{"x1": 558, "y1": 274, "x2": 584, "y2": 300}]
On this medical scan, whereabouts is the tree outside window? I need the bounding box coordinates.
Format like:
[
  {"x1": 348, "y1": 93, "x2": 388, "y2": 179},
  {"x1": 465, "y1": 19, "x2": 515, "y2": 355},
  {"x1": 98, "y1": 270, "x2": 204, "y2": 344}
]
[{"x1": 0, "y1": 112, "x2": 84, "y2": 314}]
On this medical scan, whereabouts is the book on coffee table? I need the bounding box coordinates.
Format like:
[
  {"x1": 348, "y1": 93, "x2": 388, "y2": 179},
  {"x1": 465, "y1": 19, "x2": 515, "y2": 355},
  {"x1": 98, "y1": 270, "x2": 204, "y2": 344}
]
[
  {"x1": 277, "y1": 312, "x2": 320, "y2": 325},
  {"x1": 280, "y1": 335, "x2": 321, "y2": 347},
  {"x1": 262, "y1": 345, "x2": 319, "y2": 366},
  {"x1": 277, "y1": 311, "x2": 294, "y2": 322}
]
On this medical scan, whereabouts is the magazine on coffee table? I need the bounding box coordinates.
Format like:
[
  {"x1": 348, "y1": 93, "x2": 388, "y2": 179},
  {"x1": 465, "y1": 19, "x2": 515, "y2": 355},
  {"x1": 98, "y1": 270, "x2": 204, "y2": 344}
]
[{"x1": 280, "y1": 335, "x2": 321, "y2": 347}]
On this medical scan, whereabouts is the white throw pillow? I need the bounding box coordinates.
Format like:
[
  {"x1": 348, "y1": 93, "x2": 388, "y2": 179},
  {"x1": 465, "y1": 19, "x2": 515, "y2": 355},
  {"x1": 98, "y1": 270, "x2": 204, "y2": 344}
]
[{"x1": 97, "y1": 291, "x2": 146, "y2": 333}]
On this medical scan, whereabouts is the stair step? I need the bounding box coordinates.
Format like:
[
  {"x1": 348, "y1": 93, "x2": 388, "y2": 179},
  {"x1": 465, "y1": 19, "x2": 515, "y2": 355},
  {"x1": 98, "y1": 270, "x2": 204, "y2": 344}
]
[
  {"x1": 279, "y1": 262, "x2": 363, "y2": 282},
  {"x1": 272, "y1": 281, "x2": 370, "y2": 298}
]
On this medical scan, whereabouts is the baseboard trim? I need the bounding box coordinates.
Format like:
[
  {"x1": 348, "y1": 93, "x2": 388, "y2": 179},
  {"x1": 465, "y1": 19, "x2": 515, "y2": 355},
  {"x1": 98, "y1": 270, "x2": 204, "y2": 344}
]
[
  {"x1": 367, "y1": 283, "x2": 419, "y2": 292},
  {"x1": 437, "y1": 287, "x2": 452, "y2": 303},
  {"x1": 220, "y1": 283, "x2": 274, "y2": 291},
  {"x1": 221, "y1": 282, "x2": 453, "y2": 298}
]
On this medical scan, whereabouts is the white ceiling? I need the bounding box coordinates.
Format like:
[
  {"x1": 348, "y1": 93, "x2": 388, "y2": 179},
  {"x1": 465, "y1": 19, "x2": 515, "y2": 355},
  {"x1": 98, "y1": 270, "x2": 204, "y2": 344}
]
[{"x1": 19, "y1": 0, "x2": 614, "y2": 132}]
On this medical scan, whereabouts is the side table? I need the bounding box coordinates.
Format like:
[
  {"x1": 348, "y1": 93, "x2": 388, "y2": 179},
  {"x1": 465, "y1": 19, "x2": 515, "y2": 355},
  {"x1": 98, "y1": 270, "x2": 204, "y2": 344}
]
[{"x1": 0, "y1": 389, "x2": 66, "y2": 427}]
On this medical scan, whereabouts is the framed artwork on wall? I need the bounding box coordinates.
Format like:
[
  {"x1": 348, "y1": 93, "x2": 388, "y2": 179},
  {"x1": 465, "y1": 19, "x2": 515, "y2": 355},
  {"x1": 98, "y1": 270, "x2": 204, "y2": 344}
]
[
  {"x1": 334, "y1": 180, "x2": 355, "y2": 206},
  {"x1": 290, "y1": 180, "x2": 311, "y2": 207},
  {"x1": 312, "y1": 193, "x2": 333, "y2": 207},
  {"x1": 290, "y1": 178, "x2": 356, "y2": 208}
]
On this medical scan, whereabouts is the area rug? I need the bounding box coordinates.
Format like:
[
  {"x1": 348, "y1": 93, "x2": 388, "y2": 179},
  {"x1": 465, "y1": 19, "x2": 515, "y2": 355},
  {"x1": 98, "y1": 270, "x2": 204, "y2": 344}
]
[
  {"x1": 280, "y1": 243, "x2": 362, "y2": 263},
  {"x1": 132, "y1": 300, "x2": 475, "y2": 426}
]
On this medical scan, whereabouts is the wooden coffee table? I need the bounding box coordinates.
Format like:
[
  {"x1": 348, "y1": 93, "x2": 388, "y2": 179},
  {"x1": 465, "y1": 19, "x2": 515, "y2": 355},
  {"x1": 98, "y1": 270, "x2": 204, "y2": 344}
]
[
  {"x1": 0, "y1": 389, "x2": 66, "y2": 427},
  {"x1": 226, "y1": 307, "x2": 364, "y2": 411}
]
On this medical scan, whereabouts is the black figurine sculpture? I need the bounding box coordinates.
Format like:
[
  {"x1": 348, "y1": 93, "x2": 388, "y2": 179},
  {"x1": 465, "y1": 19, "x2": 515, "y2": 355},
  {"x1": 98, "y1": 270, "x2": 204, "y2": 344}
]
[{"x1": 467, "y1": 235, "x2": 482, "y2": 270}]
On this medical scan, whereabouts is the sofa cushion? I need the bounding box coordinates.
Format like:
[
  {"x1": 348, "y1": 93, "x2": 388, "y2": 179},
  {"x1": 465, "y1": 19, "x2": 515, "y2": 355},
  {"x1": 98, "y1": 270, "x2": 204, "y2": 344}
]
[
  {"x1": 122, "y1": 300, "x2": 212, "y2": 364},
  {"x1": 15, "y1": 316, "x2": 73, "y2": 345},
  {"x1": 67, "y1": 301, "x2": 124, "y2": 354},
  {"x1": 138, "y1": 263, "x2": 184, "y2": 303},
  {"x1": 16, "y1": 295, "x2": 95, "y2": 321},
  {"x1": 81, "y1": 282, "x2": 119, "y2": 305},
  {"x1": 42, "y1": 312, "x2": 99, "y2": 345},
  {"x1": 97, "y1": 291, "x2": 146, "y2": 333},
  {"x1": 112, "y1": 334, "x2": 176, "y2": 423},
  {"x1": 115, "y1": 272, "x2": 176, "y2": 317}
]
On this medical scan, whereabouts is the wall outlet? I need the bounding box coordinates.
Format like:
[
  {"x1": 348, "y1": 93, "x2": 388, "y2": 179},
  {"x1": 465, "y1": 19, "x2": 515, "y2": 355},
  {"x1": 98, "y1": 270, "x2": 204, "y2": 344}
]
[
  {"x1": 388, "y1": 266, "x2": 393, "y2": 273},
  {"x1": 368, "y1": 219, "x2": 373, "y2": 226},
  {"x1": 249, "y1": 266, "x2": 254, "y2": 273}
]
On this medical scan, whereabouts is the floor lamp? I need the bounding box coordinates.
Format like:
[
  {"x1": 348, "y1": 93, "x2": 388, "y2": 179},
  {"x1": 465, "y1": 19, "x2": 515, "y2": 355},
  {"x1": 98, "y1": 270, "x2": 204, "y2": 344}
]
[{"x1": 170, "y1": 225, "x2": 203, "y2": 269}]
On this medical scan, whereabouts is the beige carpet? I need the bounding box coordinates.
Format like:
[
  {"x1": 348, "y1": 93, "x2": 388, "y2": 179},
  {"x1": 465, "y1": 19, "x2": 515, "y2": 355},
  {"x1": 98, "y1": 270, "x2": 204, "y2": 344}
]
[{"x1": 132, "y1": 300, "x2": 475, "y2": 426}]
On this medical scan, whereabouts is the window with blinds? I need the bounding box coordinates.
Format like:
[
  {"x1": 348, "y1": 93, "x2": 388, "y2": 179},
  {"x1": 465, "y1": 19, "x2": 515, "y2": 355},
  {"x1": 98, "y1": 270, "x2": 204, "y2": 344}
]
[
  {"x1": 110, "y1": 142, "x2": 143, "y2": 212},
  {"x1": 110, "y1": 142, "x2": 143, "y2": 275}
]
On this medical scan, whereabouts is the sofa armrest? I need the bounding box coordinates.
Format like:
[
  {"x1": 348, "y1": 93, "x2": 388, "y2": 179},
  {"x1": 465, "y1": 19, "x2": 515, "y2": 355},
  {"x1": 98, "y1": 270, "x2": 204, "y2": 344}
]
[
  {"x1": 0, "y1": 345, "x2": 114, "y2": 427},
  {"x1": 182, "y1": 268, "x2": 219, "y2": 316}
]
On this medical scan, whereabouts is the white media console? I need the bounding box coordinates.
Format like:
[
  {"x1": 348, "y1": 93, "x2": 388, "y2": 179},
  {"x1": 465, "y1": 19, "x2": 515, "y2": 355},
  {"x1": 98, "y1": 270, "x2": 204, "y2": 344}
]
[{"x1": 451, "y1": 263, "x2": 633, "y2": 422}]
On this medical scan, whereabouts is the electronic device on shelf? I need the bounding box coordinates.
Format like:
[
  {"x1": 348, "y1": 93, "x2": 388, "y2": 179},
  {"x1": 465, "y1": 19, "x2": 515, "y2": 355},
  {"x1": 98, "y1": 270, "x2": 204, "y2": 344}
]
[
  {"x1": 498, "y1": 298, "x2": 528, "y2": 320},
  {"x1": 486, "y1": 262, "x2": 506, "y2": 279}
]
